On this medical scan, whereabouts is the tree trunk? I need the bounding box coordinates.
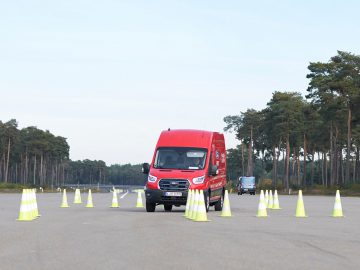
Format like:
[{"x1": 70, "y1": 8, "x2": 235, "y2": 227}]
[
  {"x1": 25, "y1": 151, "x2": 28, "y2": 184},
  {"x1": 303, "y1": 134, "x2": 307, "y2": 186},
  {"x1": 325, "y1": 152, "x2": 328, "y2": 187},
  {"x1": 33, "y1": 155, "x2": 37, "y2": 185},
  {"x1": 321, "y1": 152, "x2": 325, "y2": 186},
  {"x1": 297, "y1": 151, "x2": 301, "y2": 186},
  {"x1": 330, "y1": 123, "x2": 334, "y2": 185},
  {"x1": 335, "y1": 125, "x2": 339, "y2": 185},
  {"x1": 4, "y1": 138, "x2": 11, "y2": 183},
  {"x1": 241, "y1": 142, "x2": 245, "y2": 176},
  {"x1": 247, "y1": 126, "x2": 253, "y2": 176},
  {"x1": 272, "y1": 145, "x2": 277, "y2": 187},
  {"x1": 356, "y1": 147, "x2": 359, "y2": 183},
  {"x1": 310, "y1": 152, "x2": 315, "y2": 186},
  {"x1": 285, "y1": 134, "x2": 290, "y2": 192},
  {"x1": 346, "y1": 107, "x2": 351, "y2": 184},
  {"x1": 40, "y1": 154, "x2": 43, "y2": 186},
  {"x1": 353, "y1": 155, "x2": 356, "y2": 184}
]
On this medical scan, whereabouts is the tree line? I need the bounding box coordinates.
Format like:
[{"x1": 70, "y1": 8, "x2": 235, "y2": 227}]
[
  {"x1": 0, "y1": 120, "x2": 145, "y2": 187},
  {"x1": 224, "y1": 51, "x2": 360, "y2": 190},
  {"x1": 2, "y1": 51, "x2": 359, "y2": 190}
]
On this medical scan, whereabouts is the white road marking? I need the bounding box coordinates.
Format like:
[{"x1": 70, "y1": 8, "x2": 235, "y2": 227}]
[{"x1": 120, "y1": 190, "x2": 129, "y2": 199}]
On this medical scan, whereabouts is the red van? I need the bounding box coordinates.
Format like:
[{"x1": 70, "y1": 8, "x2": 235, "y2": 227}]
[{"x1": 142, "y1": 129, "x2": 227, "y2": 212}]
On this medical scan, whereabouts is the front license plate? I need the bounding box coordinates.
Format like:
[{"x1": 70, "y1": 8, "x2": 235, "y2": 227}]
[
  {"x1": 165, "y1": 192, "x2": 182, "y2": 197},
  {"x1": 243, "y1": 189, "x2": 248, "y2": 191}
]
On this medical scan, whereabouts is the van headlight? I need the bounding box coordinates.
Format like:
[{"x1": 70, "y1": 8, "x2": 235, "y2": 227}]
[
  {"x1": 148, "y1": 174, "x2": 157, "y2": 183},
  {"x1": 193, "y1": 175, "x2": 205, "y2": 184}
]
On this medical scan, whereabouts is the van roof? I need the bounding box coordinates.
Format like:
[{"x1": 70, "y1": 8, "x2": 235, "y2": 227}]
[{"x1": 156, "y1": 129, "x2": 219, "y2": 148}]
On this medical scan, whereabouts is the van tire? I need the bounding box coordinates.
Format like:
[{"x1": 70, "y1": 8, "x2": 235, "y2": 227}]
[
  {"x1": 164, "y1": 204, "x2": 172, "y2": 212},
  {"x1": 146, "y1": 202, "x2": 156, "y2": 212},
  {"x1": 214, "y1": 192, "x2": 224, "y2": 211}
]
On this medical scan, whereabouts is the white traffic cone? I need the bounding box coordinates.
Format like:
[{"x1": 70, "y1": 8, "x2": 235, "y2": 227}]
[
  {"x1": 110, "y1": 189, "x2": 119, "y2": 208},
  {"x1": 190, "y1": 190, "x2": 200, "y2": 220},
  {"x1": 272, "y1": 190, "x2": 281, "y2": 209},
  {"x1": 332, "y1": 190, "x2": 344, "y2": 217},
  {"x1": 256, "y1": 190, "x2": 268, "y2": 217},
  {"x1": 184, "y1": 189, "x2": 192, "y2": 218},
  {"x1": 220, "y1": 190, "x2": 232, "y2": 217},
  {"x1": 136, "y1": 190, "x2": 144, "y2": 208}
]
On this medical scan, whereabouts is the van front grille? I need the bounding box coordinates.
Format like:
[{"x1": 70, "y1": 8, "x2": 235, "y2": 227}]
[{"x1": 159, "y1": 179, "x2": 189, "y2": 191}]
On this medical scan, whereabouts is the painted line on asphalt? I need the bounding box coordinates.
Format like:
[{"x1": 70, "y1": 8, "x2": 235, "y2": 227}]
[{"x1": 120, "y1": 190, "x2": 129, "y2": 199}]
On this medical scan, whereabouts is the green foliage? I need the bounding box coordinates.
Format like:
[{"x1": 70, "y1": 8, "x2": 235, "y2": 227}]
[
  {"x1": 0, "y1": 182, "x2": 27, "y2": 191},
  {"x1": 258, "y1": 179, "x2": 272, "y2": 190},
  {"x1": 226, "y1": 180, "x2": 235, "y2": 192},
  {"x1": 224, "y1": 50, "x2": 360, "y2": 189}
]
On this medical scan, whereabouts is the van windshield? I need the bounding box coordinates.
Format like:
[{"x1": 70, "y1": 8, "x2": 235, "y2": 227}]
[
  {"x1": 154, "y1": 147, "x2": 207, "y2": 170},
  {"x1": 240, "y1": 177, "x2": 255, "y2": 185}
]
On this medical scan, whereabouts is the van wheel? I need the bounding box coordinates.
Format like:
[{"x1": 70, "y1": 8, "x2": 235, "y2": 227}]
[
  {"x1": 146, "y1": 202, "x2": 156, "y2": 212},
  {"x1": 164, "y1": 204, "x2": 172, "y2": 212},
  {"x1": 214, "y1": 192, "x2": 224, "y2": 211},
  {"x1": 204, "y1": 191, "x2": 210, "y2": 212}
]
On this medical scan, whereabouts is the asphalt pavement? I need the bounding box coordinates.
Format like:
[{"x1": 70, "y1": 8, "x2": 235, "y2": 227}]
[{"x1": 0, "y1": 191, "x2": 359, "y2": 270}]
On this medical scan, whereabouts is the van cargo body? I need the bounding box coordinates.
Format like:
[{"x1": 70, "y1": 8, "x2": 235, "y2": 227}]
[{"x1": 143, "y1": 129, "x2": 227, "y2": 212}]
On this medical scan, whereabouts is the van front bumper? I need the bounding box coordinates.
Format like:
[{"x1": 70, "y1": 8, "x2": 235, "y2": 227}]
[
  {"x1": 145, "y1": 189, "x2": 188, "y2": 205},
  {"x1": 239, "y1": 188, "x2": 256, "y2": 193}
]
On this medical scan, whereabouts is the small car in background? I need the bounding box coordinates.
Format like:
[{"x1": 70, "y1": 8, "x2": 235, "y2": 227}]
[{"x1": 237, "y1": 176, "x2": 256, "y2": 195}]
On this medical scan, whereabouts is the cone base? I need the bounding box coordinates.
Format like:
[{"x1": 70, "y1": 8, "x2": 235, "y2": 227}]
[
  {"x1": 60, "y1": 205, "x2": 70, "y2": 208},
  {"x1": 332, "y1": 215, "x2": 344, "y2": 217},
  {"x1": 271, "y1": 207, "x2": 281, "y2": 210},
  {"x1": 220, "y1": 214, "x2": 232, "y2": 217},
  {"x1": 295, "y1": 215, "x2": 308, "y2": 218},
  {"x1": 256, "y1": 215, "x2": 268, "y2": 217},
  {"x1": 86, "y1": 205, "x2": 94, "y2": 208},
  {"x1": 136, "y1": 205, "x2": 144, "y2": 208},
  {"x1": 194, "y1": 219, "x2": 210, "y2": 222}
]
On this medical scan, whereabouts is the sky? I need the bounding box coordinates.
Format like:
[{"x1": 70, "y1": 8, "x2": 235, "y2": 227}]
[{"x1": 1, "y1": 0, "x2": 359, "y2": 165}]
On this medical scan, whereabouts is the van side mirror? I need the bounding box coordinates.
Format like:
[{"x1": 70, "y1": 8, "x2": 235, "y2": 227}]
[
  {"x1": 210, "y1": 165, "x2": 218, "y2": 176},
  {"x1": 142, "y1": 163, "x2": 150, "y2": 174}
]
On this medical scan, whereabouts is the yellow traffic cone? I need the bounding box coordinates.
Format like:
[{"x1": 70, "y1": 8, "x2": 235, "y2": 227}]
[
  {"x1": 184, "y1": 189, "x2": 192, "y2": 217},
  {"x1": 256, "y1": 190, "x2": 268, "y2": 217},
  {"x1": 220, "y1": 190, "x2": 232, "y2": 217},
  {"x1": 272, "y1": 190, "x2": 281, "y2": 209},
  {"x1": 86, "y1": 189, "x2": 94, "y2": 208},
  {"x1": 190, "y1": 190, "x2": 200, "y2": 220},
  {"x1": 32, "y1": 189, "x2": 40, "y2": 217},
  {"x1": 28, "y1": 189, "x2": 36, "y2": 220},
  {"x1": 28, "y1": 189, "x2": 35, "y2": 219},
  {"x1": 295, "y1": 190, "x2": 307, "y2": 217},
  {"x1": 268, "y1": 190, "x2": 274, "y2": 209},
  {"x1": 332, "y1": 190, "x2": 344, "y2": 217},
  {"x1": 110, "y1": 189, "x2": 119, "y2": 208},
  {"x1": 265, "y1": 190, "x2": 269, "y2": 207},
  {"x1": 187, "y1": 189, "x2": 196, "y2": 219},
  {"x1": 194, "y1": 190, "x2": 210, "y2": 222},
  {"x1": 17, "y1": 189, "x2": 33, "y2": 221},
  {"x1": 136, "y1": 190, "x2": 144, "y2": 208},
  {"x1": 60, "y1": 189, "x2": 70, "y2": 208},
  {"x1": 74, "y1": 188, "x2": 82, "y2": 204}
]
